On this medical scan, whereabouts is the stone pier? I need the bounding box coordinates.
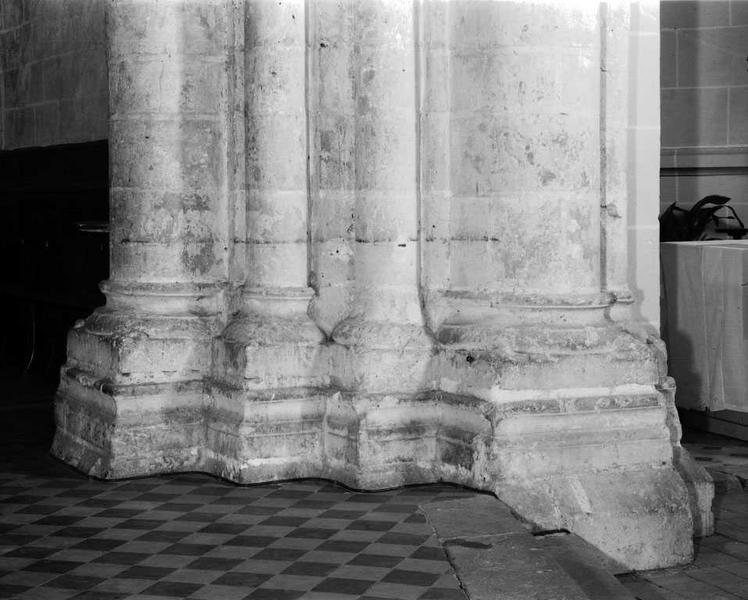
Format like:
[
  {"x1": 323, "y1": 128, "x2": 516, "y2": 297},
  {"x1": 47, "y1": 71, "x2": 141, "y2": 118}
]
[{"x1": 53, "y1": 0, "x2": 712, "y2": 571}]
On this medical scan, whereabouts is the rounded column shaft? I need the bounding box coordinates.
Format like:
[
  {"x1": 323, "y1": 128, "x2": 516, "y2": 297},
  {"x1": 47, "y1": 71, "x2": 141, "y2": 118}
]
[
  {"x1": 330, "y1": 0, "x2": 433, "y2": 393},
  {"x1": 214, "y1": 0, "x2": 325, "y2": 391},
  {"x1": 244, "y1": 0, "x2": 309, "y2": 298},
  {"x1": 108, "y1": 0, "x2": 230, "y2": 299}
]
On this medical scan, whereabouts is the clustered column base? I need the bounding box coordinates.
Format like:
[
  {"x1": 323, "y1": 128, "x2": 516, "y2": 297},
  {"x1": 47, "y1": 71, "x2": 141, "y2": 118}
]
[
  {"x1": 51, "y1": 282, "x2": 224, "y2": 479},
  {"x1": 54, "y1": 305, "x2": 710, "y2": 570}
]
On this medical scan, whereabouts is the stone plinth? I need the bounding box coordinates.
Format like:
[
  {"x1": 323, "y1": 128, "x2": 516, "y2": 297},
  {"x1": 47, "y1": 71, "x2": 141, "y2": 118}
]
[{"x1": 52, "y1": 0, "x2": 711, "y2": 571}]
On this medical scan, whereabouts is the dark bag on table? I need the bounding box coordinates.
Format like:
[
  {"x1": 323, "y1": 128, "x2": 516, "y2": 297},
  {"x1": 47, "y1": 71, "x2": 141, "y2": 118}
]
[{"x1": 659, "y1": 195, "x2": 746, "y2": 242}]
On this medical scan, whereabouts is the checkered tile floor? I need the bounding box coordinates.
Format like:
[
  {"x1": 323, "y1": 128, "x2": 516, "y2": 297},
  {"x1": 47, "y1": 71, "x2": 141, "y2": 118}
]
[{"x1": 0, "y1": 400, "x2": 472, "y2": 600}]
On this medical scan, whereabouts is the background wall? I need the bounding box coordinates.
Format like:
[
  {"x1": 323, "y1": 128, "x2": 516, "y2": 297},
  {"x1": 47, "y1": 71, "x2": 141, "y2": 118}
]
[
  {"x1": 0, "y1": 0, "x2": 108, "y2": 149},
  {"x1": 660, "y1": 0, "x2": 748, "y2": 216}
]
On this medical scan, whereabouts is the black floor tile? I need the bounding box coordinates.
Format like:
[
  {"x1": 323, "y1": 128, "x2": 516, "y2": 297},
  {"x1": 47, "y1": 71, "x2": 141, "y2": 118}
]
[
  {"x1": 94, "y1": 552, "x2": 149, "y2": 565},
  {"x1": 114, "y1": 565, "x2": 176, "y2": 580},
  {"x1": 55, "y1": 526, "x2": 103, "y2": 538},
  {"x1": 225, "y1": 535, "x2": 278, "y2": 547},
  {"x1": 0, "y1": 583, "x2": 31, "y2": 596},
  {"x1": 282, "y1": 560, "x2": 339, "y2": 576},
  {"x1": 185, "y1": 556, "x2": 244, "y2": 571},
  {"x1": 71, "y1": 539, "x2": 125, "y2": 552},
  {"x1": 44, "y1": 574, "x2": 105, "y2": 590},
  {"x1": 251, "y1": 548, "x2": 308, "y2": 562},
  {"x1": 136, "y1": 530, "x2": 191, "y2": 543},
  {"x1": 348, "y1": 553, "x2": 403, "y2": 568},
  {"x1": 23, "y1": 559, "x2": 82, "y2": 573},
  {"x1": 383, "y1": 568, "x2": 441, "y2": 586},
  {"x1": 113, "y1": 518, "x2": 164, "y2": 530},
  {"x1": 258, "y1": 516, "x2": 309, "y2": 527},
  {"x1": 378, "y1": 532, "x2": 430, "y2": 546},
  {"x1": 5, "y1": 546, "x2": 59, "y2": 559},
  {"x1": 346, "y1": 519, "x2": 398, "y2": 532},
  {"x1": 285, "y1": 527, "x2": 337, "y2": 539},
  {"x1": 313, "y1": 576, "x2": 375, "y2": 595},
  {"x1": 142, "y1": 580, "x2": 203, "y2": 597},
  {"x1": 161, "y1": 543, "x2": 214, "y2": 556},
  {"x1": 247, "y1": 589, "x2": 305, "y2": 600},
  {"x1": 199, "y1": 523, "x2": 250, "y2": 535},
  {"x1": 317, "y1": 540, "x2": 369, "y2": 554},
  {"x1": 212, "y1": 571, "x2": 273, "y2": 587}
]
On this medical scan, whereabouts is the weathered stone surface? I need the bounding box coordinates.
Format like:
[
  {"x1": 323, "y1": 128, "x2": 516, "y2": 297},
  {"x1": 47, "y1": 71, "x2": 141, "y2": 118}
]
[{"x1": 51, "y1": 0, "x2": 710, "y2": 573}]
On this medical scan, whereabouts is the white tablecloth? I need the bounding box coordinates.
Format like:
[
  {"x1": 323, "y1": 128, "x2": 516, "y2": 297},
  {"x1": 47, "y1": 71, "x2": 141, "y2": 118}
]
[{"x1": 661, "y1": 241, "x2": 748, "y2": 412}]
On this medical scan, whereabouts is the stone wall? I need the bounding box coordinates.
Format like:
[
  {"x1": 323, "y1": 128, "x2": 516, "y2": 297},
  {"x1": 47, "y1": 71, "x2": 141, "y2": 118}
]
[
  {"x1": 660, "y1": 0, "x2": 748, "y2": 217},
  {"x1": 0, "y1": 0, "x2": 107, "y2": 149}
]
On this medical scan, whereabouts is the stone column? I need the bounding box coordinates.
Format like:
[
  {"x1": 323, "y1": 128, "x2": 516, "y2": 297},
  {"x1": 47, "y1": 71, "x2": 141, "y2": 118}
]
[
  {"x1": 215, "y1": 0, "x2": 324, "y2": 388},
  {"x1": 52, "y1": 0, "x2": 233, "y2": 478},
  {"x1": 330, "y1": 1, "x2": 433, "y2": 394},
  {"x1": 207, "y1": 0, "x2": 327, "y2": 482},
  {"x1": 419, "y1": 1, "x2": 699, "y2": 570}
]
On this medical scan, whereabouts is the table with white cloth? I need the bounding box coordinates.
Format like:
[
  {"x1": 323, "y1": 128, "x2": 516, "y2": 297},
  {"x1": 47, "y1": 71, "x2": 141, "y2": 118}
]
[{"x1": 661, "y1": 240, "x2": 748, "y2": 412}]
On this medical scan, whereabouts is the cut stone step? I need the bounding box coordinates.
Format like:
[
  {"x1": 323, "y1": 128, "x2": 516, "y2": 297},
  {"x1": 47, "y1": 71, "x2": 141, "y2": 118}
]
[{"x1": 421, "y1": 495, "x2": 637, "y2": 600}]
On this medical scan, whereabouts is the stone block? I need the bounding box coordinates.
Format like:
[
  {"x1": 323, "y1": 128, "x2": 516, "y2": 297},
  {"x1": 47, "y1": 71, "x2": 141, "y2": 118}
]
[
  {"x1": 356, "y1": 55, "x2": 416, "y2": 112},
  {"x1": 245, "y1": 0, "x2": 304, "y2": 49},
  {"x1": 674, "y1": 447, "x2": 714, "y2": 536},
  {"x1": 446, "y1": 194, "x2": 600, "y2": 295},
  {"x1": 58, "y1": 93, "x2": 108, "y2": 143},
  {"x1": 661, "y1": 87, "x2": 728, "y2": 147},
  {"x1": 729, "y1": 87, "x2": 748, "y2": 145},
  {"x1": 245, "y1": 243, "x2": 308, "y2": 289},
  {"x1": 500, "y1": 468, "x2": 693, "y2": 570},
  {"x1": 5, "y1": 106, "x2": 35, "y2": 148},
  {"x1": 449, "y1": 112, "x2": 599, "y2": 195},
  {"x1": 66, "y1": 320, "x2": 214, "y2": 385},
  {"x1": 58, "y1": 52, "x2": 79, "y2": 99},
  {"x1": 52, "y1": 374, "x2": 208, "y2": 479},
  {"x1": 109, "y1": 118, "x2": 225, "y2": 192},
  {"x1": 732, "y1": 0, "x2": 748, "y2": 25},
  {"x1": 353, "y1": 112, "x2": 416, "y2": 192},
  {"x1": 112, "y1": 55, "x2": 224, "y2": 116},
  {"x1": 245, "y1": 112, "x2": 306, "y2": 189},
  {"x1": 448, "y1": 1, "x2": 597, "y2": 50},
  {"x1": 111, "y1": 190, "x2": 223, "y2": 250},
  {"x1": 27, "y1": 60, "x2": 43, "y2": 103},
  {"x1": 111, "y1": 238, "x2": 227, "y2": 284},
  {"x1": 422, "y1": 495, "x2": 527, "y2": 539},
  {"x1": 2, "y1": 67, "x2": 26, "y2": 109},
  {"x1": 660, "y1": 29, "x2": 676, "y2": 88},
  {"x1": 315, "y1": 114, "x2": 356, "y2": 190},
  {"x1": 661, "y1": 0, "x2": 730, "y2": 29},
  {"x1": 247, "y1": 190, "x2": 307, "y2": 243},
  {"x1": 677, "y1": 26, "x2": 748, "y2": 88},
  {"x1": 353, "y1": 0, "x2": 413, "y2": 50},
  {"x1": 33, "y1": 101, "x2": 58, "y2": 145},
  {"x1": 316, "y1": 47, "x2": 356, "y2": 116},
  {"x1": 310, "y1": 191, "x2": 355, "y2": 241},
  {"x1": 0, "y1": 0, "x2": 24, "y2": 30},
  {"x1": 42, "y1": 56, "x2": 62, "y2": 101},
  {"x1": 245, "y1": 46, "x2": 305, "y2": 114},
  {"x1": 445, "y1": 533, "x2": 589, "y2": 600},
  {"x1": 76, "y1": 48, "x2": 108, "y2": 99},
  {"x1": 109, "y1": 0, "x2": 227, "y2": 59},
  {"x1": 422, "y1": 49, "x2": 450, "y2": 112}
]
